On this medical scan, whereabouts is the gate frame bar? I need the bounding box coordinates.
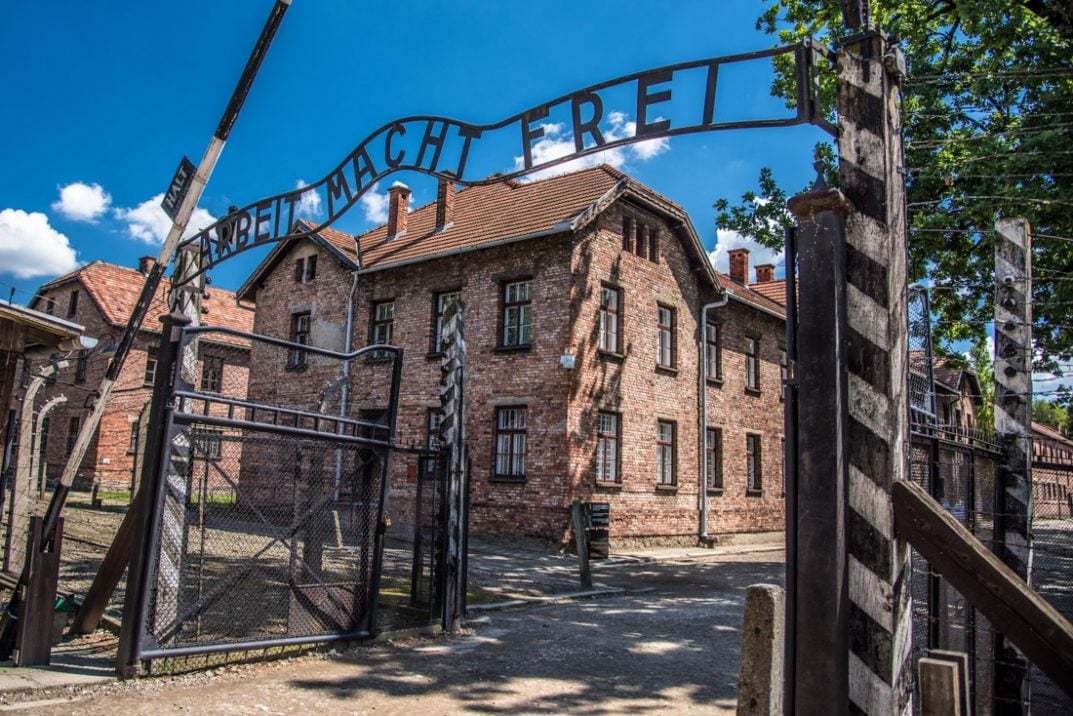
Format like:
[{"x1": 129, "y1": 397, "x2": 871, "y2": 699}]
[{"x1": 118, "y1": 322, "x2": 405, "y2": 674}]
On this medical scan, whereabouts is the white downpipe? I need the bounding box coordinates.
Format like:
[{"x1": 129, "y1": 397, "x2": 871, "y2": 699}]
[
  {"x1": 334, "y1": 270, "x2": 360, "y2": 500},
  {"x1": 699, "y1": 293, "x2": 730, "y2": 541}
]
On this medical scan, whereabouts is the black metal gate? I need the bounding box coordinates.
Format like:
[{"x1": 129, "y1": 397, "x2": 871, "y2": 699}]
[{"x1": 124, "y1": 324, "x2": 411, "y2": 662}]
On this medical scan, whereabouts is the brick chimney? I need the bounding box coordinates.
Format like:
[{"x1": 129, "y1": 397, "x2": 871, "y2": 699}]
[
  {"x1": 435, "y1": 179, "x2": 455, "y2": 231},
  {"x1": 387, "y1": 182, "x2": 411, "y2": 238},
  {"x1": 728, "y1": 248, "x2": 749, "y2": 284},
  {"x1": 138, "y1": 256, "x2": 154, "y2": 275},
  {"x1": 755, "y1": 263, "x2": 774, "y2": 284}
]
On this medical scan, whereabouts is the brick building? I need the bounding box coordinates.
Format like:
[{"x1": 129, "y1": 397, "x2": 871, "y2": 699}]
[
  {"x1": 1032, "y1": 421, "x2": 1073, "y2": 520},
  {"x1": 28, "y1": 259, "x2": 254, "y2": 491},
  {"x1": 237, "y1": 165, "x2": 788, "y2": 546}
]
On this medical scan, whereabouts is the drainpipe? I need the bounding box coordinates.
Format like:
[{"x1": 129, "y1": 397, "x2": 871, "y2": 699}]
[
  {"x1": 699, "y1": 292, "x2": 729, "y2": 541},
  {"x1": 334, "y1": 270, "x2": 360, "y2": 500}
]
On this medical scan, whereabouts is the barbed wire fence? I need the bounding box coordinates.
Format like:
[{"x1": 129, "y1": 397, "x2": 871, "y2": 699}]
[{"x1": 901, "y1": 63, "x2": 1073, "y2": 713}]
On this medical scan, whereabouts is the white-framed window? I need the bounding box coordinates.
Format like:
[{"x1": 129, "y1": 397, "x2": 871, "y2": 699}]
[
  {"x1": 433, "y1": 290, "x2": 460, "y2": 353},
  {"x1": 596, "y1": 411, "x2": 620, "y2": 483},
  {"x1": 599, "y1": 285, "x2": 622, "y2": 353},
  {"x1": 657, "y1": 420, "x2": 676, "y2": 486},
  {"x1": 657, "y1": 305, "x2": 675, "y2": 368},
  {"x1": 501, "y1": 281, "x2": 533, "y2": 348},
  {"x1": 746, "y1": 434, "x2": 762, "y2": 492},
  {"x1": 745, "y1": 337, "x2": 760, "y2": 390},
  {"x1": 494, "y1": 406, "x2": 527, "y2": 478}
]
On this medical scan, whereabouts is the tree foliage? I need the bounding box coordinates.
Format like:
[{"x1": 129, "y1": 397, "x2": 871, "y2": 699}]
[
  {"x1": 1033, "y1": 398, "x2": 1071, "y2": 434},
  {"x1": 716, "y1": 1, "x2": 1073, "y2": 380}
]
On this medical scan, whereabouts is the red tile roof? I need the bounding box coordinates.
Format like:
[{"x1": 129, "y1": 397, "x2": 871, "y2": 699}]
[
  {"x1": 748, "y1": 279, "x2": 788, "y2": 306},
  {"x1": 239, "y1": 164, "x2": 785, "y2": 319},
  {"x1": 35, "y1": 261, "x2": 254, "y2": 346},
  {"x1": 355, "y1": 166, "x2": 628, "y2": 270}
]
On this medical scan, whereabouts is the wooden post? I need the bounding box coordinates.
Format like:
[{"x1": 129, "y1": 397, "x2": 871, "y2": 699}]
[
  {"x1": 787, "y1": 178, "x2": 852, "y2": 713},
  {"x1": 992, "y1": 217, "x2": 1033, "y2": 708},
  {"x1": 836, "y1": 30, "x2": 912, "y2": 714},
  {"x1": 14, "y1": 517, "x2": 64, "y2": 666},
  {"x1": 570, "y1": 500, "x2": 593, "y2": 591}
]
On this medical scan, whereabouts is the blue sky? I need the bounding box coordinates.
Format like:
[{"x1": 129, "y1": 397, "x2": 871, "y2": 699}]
[{"x1": 0, "y1": 0, "x2": 822, "y2": 303}]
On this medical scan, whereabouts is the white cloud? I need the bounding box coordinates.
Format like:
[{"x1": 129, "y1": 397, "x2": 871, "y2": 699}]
[
  {"x1": 512, "y1": 112, "x2": 670, "y2": 182},
  {"x1": 51, "y1": 182, "x2": 111, "y2": 222},
  {"x1": 707, "y1": 229, "x2": 785, "y2": 280},
  {"x1": 113, "y1": 194, "x2": 215, "y2": 244},
  {"x1": 295, "y1": 179, "x2": 322, "y2": 219},
  {"x1": 360, "y1": 184, "x2": 389, "y2": 224},
  {"x1": 0, "y1": 209, "x2": 80, "y2": 279}
]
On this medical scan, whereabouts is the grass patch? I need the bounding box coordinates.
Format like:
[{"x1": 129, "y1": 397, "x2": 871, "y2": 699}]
[{"x1": 98, "y1": 490, "x2": 132, "y2": 503}]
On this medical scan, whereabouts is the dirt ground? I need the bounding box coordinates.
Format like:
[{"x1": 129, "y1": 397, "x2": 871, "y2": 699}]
[{"x1": 6, "y1": 551, "x2": 783, "y2": 715}]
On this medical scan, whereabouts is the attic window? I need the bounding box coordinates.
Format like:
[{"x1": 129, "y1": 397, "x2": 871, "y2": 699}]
[
  {"x1": 621, "y1": 214, "x2": 659, "y2": 263},
  {"x1": 67, "y1": 290, "x2": 79, "y2": 318},
  {"x1": 294, "y1": 255, "x2": 317, "y2": 284}
]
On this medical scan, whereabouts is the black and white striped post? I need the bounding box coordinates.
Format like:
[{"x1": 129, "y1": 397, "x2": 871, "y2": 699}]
[
  {"x1": 837, "y1": 30, "x2": 913, "y2": 715},
  {"x1": 438, "y1": 298, "x2": 467, "y2": 631},
  {"x1": 992, "y1": 217, "x2": 1034, "y2": 710}
]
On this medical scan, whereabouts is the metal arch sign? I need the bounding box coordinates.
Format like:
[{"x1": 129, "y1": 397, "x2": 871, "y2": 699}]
[{"x1": 176, "y1": 42, "x2": 833, "y2": 281}]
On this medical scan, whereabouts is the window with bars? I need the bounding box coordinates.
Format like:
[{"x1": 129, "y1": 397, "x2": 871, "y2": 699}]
[
  {"x1": 66, "y1": 415, "x2": 81, "y2": 454},
  {"x1": 747, "y1": 434, "x2": 762, "y2": 492},
  {"x1": 635, "y1": 223, "x2": 648, "y2": 258},
  {"x1": 143, "y1": 350, "x2": 158, "y2": 386},
  {"x1": 599, "y1": 285, "x2": 622, "y2": 354},
  {"x1": 596, "y1": 411, "x2": 621, "y2": 483},
  {"x1": 433, "y1": 290, "x2": 460, "y2": 353},
  {"x1": 75, "y1": 349, "x2": 88, "y2": 384},
  {"x1": 293, "y1": 254, "x2": 318, "y2": 283},
  {"x1": 656, "y1": 420, "x2": 676, "y2": 486},
  {"x1": 648, "y1": 228, "x2": 659, "y2": 262},
  {"x1": 493, "y1": 406, "x2": 527, "y2": 479},
  {"x1": 501, "y1": 280, "x2": 532, "y2": 348},
  {"x1": 67, "y1": 289, "x2": 79, "y2": 318},
  {"x1": 289, "y1": 312, "x2": 311, "y2": 368},
  {"x1": 706, "y1": 427, "x2": 723, "y2": 491},
  {"x1": 706, "y1": 322, "x2": 722, "y2": 381},
  {"x1": 745, "y1": 337, "x2": 760, "y2": 391},
  {"x1": 657, "y1": 305, "x2": 676, "y2": 369},
  {"x1": 201, "y1": 354, "x2": 224, "y2": 393},
  {"x1": 128, "y1": 420, "x2": 140, "y2": 454},
  {"x1": 622, "y1": 216, "x2": 633, "y2": 252}
]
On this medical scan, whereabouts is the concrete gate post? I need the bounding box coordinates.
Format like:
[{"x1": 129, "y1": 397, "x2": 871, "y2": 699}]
[{"x1": 992, "y1": 217, "x2": 1033, "y2": 709}]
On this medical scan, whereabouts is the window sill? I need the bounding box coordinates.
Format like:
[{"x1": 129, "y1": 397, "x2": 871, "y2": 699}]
[
  {"x1": 655, "y1": 365, "x2": 678, "y2": 376},
  {"x1": 655, "y1": 484, "x2": 678, "y2": 493},
  {"x1": 493, "y1": 344, "x2": 532, "y2": 354},
  {"x1": 594, "y1": 480, "x2": 623, "y2": 489},
  {"x1": 744, "y1": 387, "x2": 762, "y2": 396},
  {"x1": 284, "y1": 363, "x2": 309, "y2": 373},
  {"x1": 706, "y1": 488, "x2": 724, "y2": 497},
  {"x1": 490, "y1": 475, "x2": 527, "y2": 484},
  {"x1": 597, "y1": 350, "x2": 625, "y2": 362},
  {"x1": 426, "y1": 351, "x2": 445, "y2": 360},
  {"x1": 746, "y1": 489, "x2": 764, "y2": 497},
  {"x1": 706, "y1": 377, "x2": 723, "y2": 387}
]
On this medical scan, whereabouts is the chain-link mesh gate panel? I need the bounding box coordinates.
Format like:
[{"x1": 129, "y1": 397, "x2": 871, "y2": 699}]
[
  {"x1": 909, "y1": 433, "x2": 1003, "y2": 713},
  {"x1": 139, "y1": 421, "x2": 388, "y2": 655},
  {"x1": 130, "y1": 325, "x2": 405, "y2": 659}
]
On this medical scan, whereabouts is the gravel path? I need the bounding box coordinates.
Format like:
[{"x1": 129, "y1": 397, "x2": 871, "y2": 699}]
[{"x1": 10, "y1": 552, "x2": 783, "y2": 714}]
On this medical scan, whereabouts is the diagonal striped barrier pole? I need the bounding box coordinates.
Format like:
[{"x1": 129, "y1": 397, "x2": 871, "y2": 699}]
[
  {"x1": 836, "y1": 30, "x2": 913, "y2": 715},
  {"x1": 992, "y1": 216, "x2": 1033, "y2": 710},
  {"x1": 438, "y1": 297, "x2": 467, "y2": 631}
]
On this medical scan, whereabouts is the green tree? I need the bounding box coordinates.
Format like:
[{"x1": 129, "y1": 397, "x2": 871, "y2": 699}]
[
  {"x1": 716, "y1": 1, "x2": 1073, "y2": 378},
  {"x1": 1034, "y1": 398, "x2": 1071, "y2": 434},
  {"x1": 969, "y1": 338, "x2": 995, "y2": 433}
]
